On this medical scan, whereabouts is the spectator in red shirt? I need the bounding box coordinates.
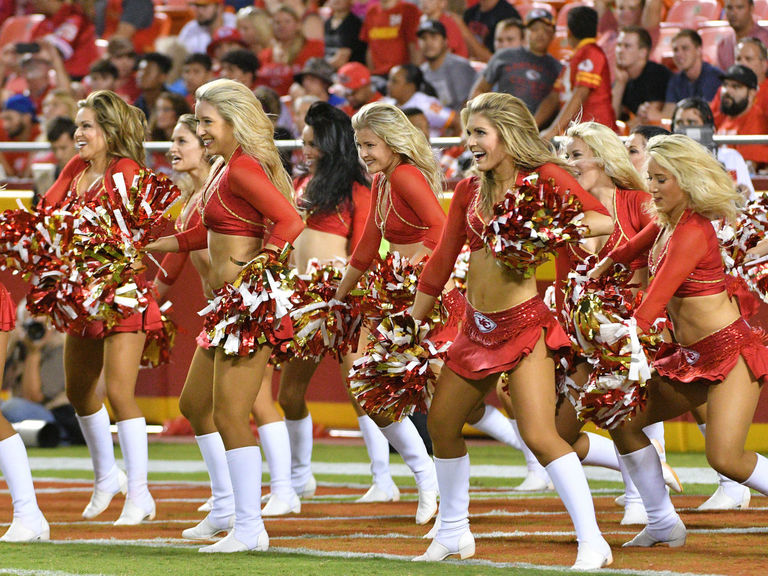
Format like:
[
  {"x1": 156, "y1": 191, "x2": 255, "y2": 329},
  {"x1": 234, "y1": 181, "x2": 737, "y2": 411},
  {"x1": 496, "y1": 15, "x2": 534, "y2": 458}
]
[
  {"x1": 360, "y1": 0, "x2": 421, "y2": 78},
  {"x1": 335, "y1": 61, "x2": 383, "y2": 115},
  {"x1": 712, "y1": 64, "x2": 768, "y2": 170},
  {"x1": 0, "y1": 94, "x2": 40, "y2": 177},
  {"x1": 29, "y1": 0, "x2": 97, "y2": 81},
  {"x1": 717, "y1": 0, "x2": 768, "y2": 70},
  {"x1": 542, "y1": 5, "x2": 615, "y2": 139},
  {"x1": 258, "y1": 5, "x2": 325, "y2": 96}
]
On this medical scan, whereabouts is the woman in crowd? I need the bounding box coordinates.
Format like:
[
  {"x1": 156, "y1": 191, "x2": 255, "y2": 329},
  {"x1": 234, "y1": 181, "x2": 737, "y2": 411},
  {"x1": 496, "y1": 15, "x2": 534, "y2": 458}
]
[
  {"x1": 0, "y1": 286, "x2": 49, "y2": 542},
  {"x1": 147, "y1": 79, "x2": 304, "y2": 552},
  {"x1": 333, "y1": 101, "x2": 445, "y2": 525},
  {"x1": 275, "y1": 101, "x2": 405, "y2": 502},
  {"x1": 408, "y1": 93, "x2": 614, "y2": 569},
  {"x1": 39, "y1": 90, "x2": 162, "y2": 526},
  {"x1": 591, "y1": 134, "x2": 768, "y2": 547},
  {"x1": 147, "y1": 92, "x2": 192, "y2": 175}
]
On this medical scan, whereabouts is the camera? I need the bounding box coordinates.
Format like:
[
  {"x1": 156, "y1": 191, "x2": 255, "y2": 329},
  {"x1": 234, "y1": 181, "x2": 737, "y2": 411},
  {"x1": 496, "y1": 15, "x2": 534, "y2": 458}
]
[
  {"x1": 23, "y1": 319, "x2": 46, "y2": 342},
  {"x1": 15, "y1": 42, "x2": 40, "y2": 54}
]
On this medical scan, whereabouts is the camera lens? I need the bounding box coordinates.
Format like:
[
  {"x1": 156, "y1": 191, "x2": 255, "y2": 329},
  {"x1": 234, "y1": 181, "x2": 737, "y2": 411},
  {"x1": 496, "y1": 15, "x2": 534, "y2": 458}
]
[{"x1": 24, "y1": 320, "x2": 46, "y2": 341}]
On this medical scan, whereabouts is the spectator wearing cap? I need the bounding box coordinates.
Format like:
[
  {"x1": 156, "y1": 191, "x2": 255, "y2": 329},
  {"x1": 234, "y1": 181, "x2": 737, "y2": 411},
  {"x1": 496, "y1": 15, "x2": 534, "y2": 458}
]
[
  {"x1": 384, "y1": 63, "x2": 461, "y2": 137},
  {"x1": 360, "y1": 0, "x2": 422, "y2": 78},
  {"x1": 178, "y1": 0, "x2": 237, "y2": 56},
  {"x1": 712, "y1": 64, "x2": 768, "y2": 169},
  {"x1": 493, "y1": 18, "x2": 524, "y2": 52},
  {"x1": 418, "y1": 19, "x2": 476, "y2": 112},
  {"x1": 719, "y1": 37, "x2": 768, "y2": 115},
  {"x1": 0, "y1": 94, "x2": 40, "y2": 178},
  {"x1": 181, "y1": 53, "x2": 214, "y2": 108},
  {"x1": 718, "y1": 0, "x2": 768, "y2": 70},
  {"x1": 27, "y1": 0, "x2": 97, "y2": 81},
  {"x1": 292, "y1": 57, "x2": 346, "y2": 107},
  {"x1": 207, "y1": 27, "x2": 248, "y2": 65},
  {"x1": 106, "y1": 37, "x2": 140, "y2": 103},
  {"x1": 471, "y1": 9, "x2": 562, "y2": 129},
  {"x1": 542, "y1": 6, "x2": 615, "y2": 138},
  {"x1": 419, "y1": 0, "x2": 470, "y2": 59},
  {"x1": 134, "y1": 52, "x2": 174, "y2": 120},
  {"x1": 612, "y1": 25, "x2": 671, "y2": 130},
  {"x1": 219, "y1": 49, "x2": 260, "y2": 89},
  {"x1": 324, "y1": 0, "x2": 367, "y2": 69},
  {"x1": 463, "y1": 0, "x2": 522, "y2": 62},
  {"x1": 336, "y1": 61, "x2": 383, "y2": 115},
  {"x1": 257, "y1": 5, "x2": 325, "y2": 96}
]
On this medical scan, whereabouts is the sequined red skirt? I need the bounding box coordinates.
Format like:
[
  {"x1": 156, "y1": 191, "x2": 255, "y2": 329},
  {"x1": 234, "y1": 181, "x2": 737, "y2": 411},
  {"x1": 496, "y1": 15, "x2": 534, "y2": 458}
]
[
  {"x1": 654, "y1": 318, "x2": 768, "y2": 385},
  {"x1": 445, "y1": 295, "x2": 571, "y2": 380},
  {"x1": 0, "y1": 282, "x2": 16, "y2": 331}
]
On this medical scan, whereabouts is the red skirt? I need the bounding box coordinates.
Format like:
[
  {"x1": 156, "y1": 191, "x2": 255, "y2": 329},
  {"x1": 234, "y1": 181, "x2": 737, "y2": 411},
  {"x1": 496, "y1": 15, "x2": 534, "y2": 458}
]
[
  {"x1": 66, "y1": 296, "x2": 163, "y2": 339},
  {"x1": 654, "y1": 317, "x2": 768, "y2": 385},
  {"x1": 445, "y1": 295, "x2": 571, "y2": 380},
  {"x1": 0, "y1": 282, "x2": 16, "y2": 331}
]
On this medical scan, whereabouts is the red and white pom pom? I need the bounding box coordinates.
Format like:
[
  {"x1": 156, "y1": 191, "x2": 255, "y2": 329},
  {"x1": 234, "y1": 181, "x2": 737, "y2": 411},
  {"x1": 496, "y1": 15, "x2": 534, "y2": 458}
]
[{"x1": 360, "y1": 251, "x2": 425, "y2": 325}]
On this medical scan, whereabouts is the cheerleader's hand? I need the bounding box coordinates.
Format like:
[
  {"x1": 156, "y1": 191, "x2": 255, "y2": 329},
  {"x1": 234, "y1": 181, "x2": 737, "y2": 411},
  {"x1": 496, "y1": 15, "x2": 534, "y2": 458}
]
[
  {"x1": 589, "y1": 257, "x2": 614, "y2": 279},
  {"x1": 745, "y1": 238, "x2": 768, "y2": 264}
]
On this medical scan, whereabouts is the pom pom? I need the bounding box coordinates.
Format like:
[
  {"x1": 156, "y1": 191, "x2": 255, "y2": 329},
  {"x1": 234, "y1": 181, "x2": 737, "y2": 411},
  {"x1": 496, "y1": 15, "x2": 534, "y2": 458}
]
[
  {"x1": 450, "y1": 243, "x2": 471, "y2": 294},
  {"x1": 347, "y1": 313, "x2": 449, "y2": 422},
  {"x1": 360, "y1": 252, "x2": 424, "y2": 325},
  {"x1": 483, "y1": 173, "x2": 587, "y2": 278}
]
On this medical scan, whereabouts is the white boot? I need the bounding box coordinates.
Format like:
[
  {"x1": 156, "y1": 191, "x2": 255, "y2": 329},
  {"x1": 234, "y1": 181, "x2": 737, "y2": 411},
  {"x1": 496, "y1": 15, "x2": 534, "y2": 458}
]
[
  {"x1": 380, "y1": 420, "x2": 438, "y2": 524},
  {"x1": 115, "y1": 418, "x2": 155, "y2": 525},
  {"x1": 357, "y1": 415, "x2": 398, "y2": 503},
  {"x1": 413, "y1": 455, "x2": 474, "y2": 562},
  {"x1": 259, "y1": 421, "x2": 300, "y2": 516},
  {"x1": 0, "y1": 434, "x2": 49, "y2": 542},
  {"x1": 619, "y1": 445, "x2": 686, "y2": 547},
  {"x1": 646, "y1": 423, "x2": 683, "y2": 493},
  {"x1": 284, "y1": 415, "x2": 316, "y2": 498},
  {"x1": 742, "y1": 453, "x2": 768, "y2": 495},
  {"x1": 182, "y1": 432, "x2": 235, "y2": 539},
  {"x1": 697, "y1": 424, "x2": 749, "y2": 510},
  {"x1": 546, "y1": 452, "x2": 612, "y2": 570},
  {"x1": 77, "y1": 406, "x2": 126, "y2": 518},
  {"x1": 582, "y1": 432, "x2": 620, "y2": 470},
  {"x1": 199, "y1": 446, "x2": 269, "y2": 553},
  {"x1": 470, "y1": 405, "x2": 522, "y2": 451},
  {"x1": 511, "y1": 421, "x2": 553, "y2": 491},
  {"x1": 617, "y1": 447, "x2": 648, "y2": 526}
]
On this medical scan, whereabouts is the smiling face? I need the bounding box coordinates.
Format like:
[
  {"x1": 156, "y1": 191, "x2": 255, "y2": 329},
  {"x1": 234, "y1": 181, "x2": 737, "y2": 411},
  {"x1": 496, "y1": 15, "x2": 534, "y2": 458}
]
[
  {"x1": 301, "y1": 124, "x2": 321, "y2": 174},
  {"x1": 464, "y1": 113, "x2": 515, "y2": 176},
  {"x1": 647, "y1": 157, "x2": 687, "y2": 219},
  {"x1": 168, "y1": 122, "x2": 205, "y2": 173},
  {"x1": 74, "y1": 107, "x2": 107, "y2": 163},
  {"x1": 354, "y1": 127, "x2": 398, "y2": 175},
  {"x1": 563, "y1": 136, "x2": 607, "y2": 192},
  {"x1": 195, "y1": 99, "x2": 237, "y2": 158}
]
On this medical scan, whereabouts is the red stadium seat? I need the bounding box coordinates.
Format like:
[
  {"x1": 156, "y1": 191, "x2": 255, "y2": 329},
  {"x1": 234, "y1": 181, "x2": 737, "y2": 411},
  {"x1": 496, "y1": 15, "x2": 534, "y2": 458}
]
[
  {"x1": 649, "y1": 25, "x2": 679, "y2": 69},
  {"x1": 755, "y1": 0, "x2": 768, "y2": 19},
  {"x1": 662, "y1": 0, "x2": 722, "y2": 28},
  {"x1": 0, "y1": 14, "x2": 45, "y2": 48},
  {"x1": 156, "y1": 6, "x2": 194, "y2": 36},
  {"x1": 698, "y1": 22, "x2": 730, "y2": 65}
]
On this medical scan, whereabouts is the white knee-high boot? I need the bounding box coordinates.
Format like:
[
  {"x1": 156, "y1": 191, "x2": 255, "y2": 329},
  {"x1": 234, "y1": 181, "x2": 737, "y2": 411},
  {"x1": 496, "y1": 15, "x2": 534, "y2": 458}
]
[
  {"x1": 380, "y1": 420, "x2": 438, "y2": 524},
  {"x1": 743, "y1": 453, "x2": 768, "y2": 495},
  {"x1": 77, "y1": 405, "x2": 121, "y2": 492},
  {"x1": 413, "y1": 454, "x2": 474, "y2": 561},
  {"x1": 582, "y1": 432, "x2": 620, "y2": 470},
  {"x1": 643, "y1": 422, "x2": 666, "y2": 461},
  {"x1": 284, "y1": 415, "x2": 314, "y2": 495},
  {"x1": 259, "y1": 421, "x2": 300, "y2": 515},
  {"x1": 546, "y1": 452, "x2": 612, "y2": 569},
  {"x1": 617, "y1": 446, "x2": 647, "y2": 525},
  {"x1": 470, "y1": 405, "x2": 522, "y2": 451},
  {"x1": 0, "y1": 434, "x2": 49, "y2": 542},
  {"x1": 196, "y1": 432, "x2": 234, "y2": 524},
  {"x1": 200, "y1": 446, "x2": 269, "y2": 553},
  {"x1": 357, "y1": 415, "x2": 398, "y2": 500},
  {"x1": 511, "y1": 420, "x2": 552, "y2": 491},
  {"x1": 619, "y1": 444, "x2": 685, "y2": 546},
  {"x1": 115, "y1": 417, "x2": 155, "y2": 525},
  {"x1": 697, "y1": 423, "x2": 750, "y2": 509}
]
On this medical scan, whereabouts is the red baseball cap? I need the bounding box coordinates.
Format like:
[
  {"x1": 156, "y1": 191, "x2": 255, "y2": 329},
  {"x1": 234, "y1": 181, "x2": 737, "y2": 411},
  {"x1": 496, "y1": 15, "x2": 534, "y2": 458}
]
[
  {"x1": 335, "y1": 62, "x2": 371, "y2": 91},
  {"x1": 207, "y1": 27, "x2": 247, "y2": 57}
]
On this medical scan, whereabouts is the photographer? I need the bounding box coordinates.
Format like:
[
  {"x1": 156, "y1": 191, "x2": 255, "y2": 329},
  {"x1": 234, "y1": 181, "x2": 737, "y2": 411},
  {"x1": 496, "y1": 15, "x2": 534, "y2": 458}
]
[{"x1": 1, "y1": 302, "x2": 84, "y2": 445}]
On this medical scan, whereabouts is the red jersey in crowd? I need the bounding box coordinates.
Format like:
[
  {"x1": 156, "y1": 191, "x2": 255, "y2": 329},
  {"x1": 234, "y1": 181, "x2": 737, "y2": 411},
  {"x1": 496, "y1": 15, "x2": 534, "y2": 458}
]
[
  {"x1": 31, "y1": 4, "x2": 97, "y2": 79},
  {"x1": 360, "y1": 1, "x2": 421, "y2": 76},
  {"x1": 567, "y1": 38, "x2": 615, "y2": 130}
]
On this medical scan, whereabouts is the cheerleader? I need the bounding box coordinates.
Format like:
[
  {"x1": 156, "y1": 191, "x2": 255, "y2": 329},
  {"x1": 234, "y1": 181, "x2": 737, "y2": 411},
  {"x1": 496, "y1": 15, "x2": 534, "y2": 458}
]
[
  {"x1": 409, "y1": 93, "x2": 615, "y2": 568},
  {"x1": 147, "y1": 79, "x2": 304, "y2": 552},
  {"x1": 592, "y1": 134, "x2": 768, "y2": 547},
  {"x1": 0, "y1": 285, "x2": 49, "y2": 542},
  {"x1": 39, "y1": 91, "x2": 161, "y2": 526},
  {"x1": 334, "y1": 102, "x2": 444, "y2": 525}
]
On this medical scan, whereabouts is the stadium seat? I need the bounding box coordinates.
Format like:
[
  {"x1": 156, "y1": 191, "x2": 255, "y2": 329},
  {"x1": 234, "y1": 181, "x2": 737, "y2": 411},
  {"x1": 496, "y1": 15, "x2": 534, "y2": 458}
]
[
  {"x1": 649, "y1": 25, "x2": 679, "y2": 69},
  {"x1": 156, "y1": 5, "x2": 194, "y2": 36},
  {"x1": 550, "y1": 26, "x2": 574, "y2": 60},
  {"x1": 556, "y1": 1, "x2": 595, "y2": 29},
  {"x1": 662, "y1": 0, "x2": 722, "y2": 28},
  {"x1": 0, "y1": 14, "x2": 45, "y2": 48},
  {"x1": 132, "y1": 12, "x2": 172, "y2": 54},
  {"x1": 698, "y1": 22, "x2": 730, "y2": 65}
]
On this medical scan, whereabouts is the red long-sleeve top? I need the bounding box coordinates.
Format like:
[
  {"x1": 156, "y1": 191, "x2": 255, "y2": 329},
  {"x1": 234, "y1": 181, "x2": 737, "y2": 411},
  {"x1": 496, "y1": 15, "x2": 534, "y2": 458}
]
[
  {"x1": 418, "y1": 163, "x2": 610, "y2": 298},
  {"x1": 174, "y1": 147, "x2": 303, "y2": 252},
  {"x1": 40, "y1": 156, "x2": 140, "y2": 208},
  {"x1": 157, "y1": 194, "x2": 203, "y2": 286},
  {"x1": 294, "y1": 175, "x2": 371, "y2": 252},
  {"x1": 348, "y1": 163, "x2": 445, "y2": 271},
  {"x1": 608, "y1": 209, "x2": 726, "y2": 331}
]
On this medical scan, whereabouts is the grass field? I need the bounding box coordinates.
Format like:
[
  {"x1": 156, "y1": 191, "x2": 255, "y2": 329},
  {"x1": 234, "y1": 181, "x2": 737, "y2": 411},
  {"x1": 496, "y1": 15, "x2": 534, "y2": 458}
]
[{"x1": 1, "y1": 438, "x2": 766, "y2": 576}]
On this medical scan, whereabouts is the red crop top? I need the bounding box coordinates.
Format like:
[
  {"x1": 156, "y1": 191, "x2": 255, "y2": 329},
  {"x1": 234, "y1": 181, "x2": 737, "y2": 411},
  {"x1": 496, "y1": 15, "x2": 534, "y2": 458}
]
[
  {"x1": 609, "y1": 209, "x2": 726, "y2": 331},
  {"x1": 418, "y1": 163, "x2": 610, "y2": 298},
  {"x1": 174, "y1": 147, "x2": 304, "y2": 252},
  {"x1": 348, "y1": 163, "x2": 445, "y2": 271},
  {"x1": 40, "y1": 156, "x2": 141, "y2": 208},
  {"x1": 295, "y1": 175, "x2": 372, "y2": 252}
]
